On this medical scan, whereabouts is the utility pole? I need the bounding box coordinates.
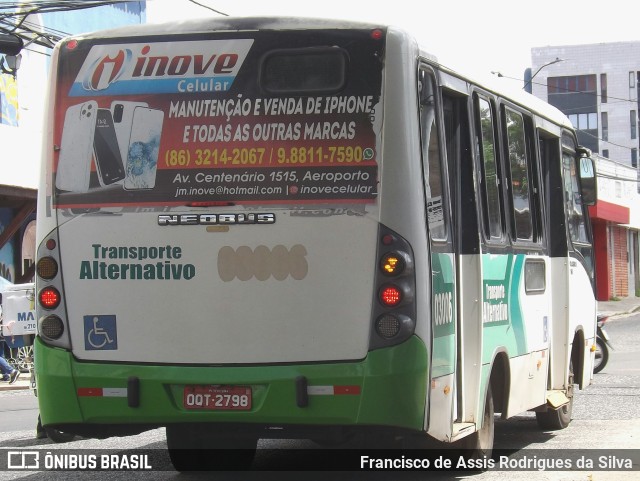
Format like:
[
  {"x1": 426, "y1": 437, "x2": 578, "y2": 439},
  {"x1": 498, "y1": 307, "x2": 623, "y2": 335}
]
[{"x1": 524, "y1": 57, "x2": 564, "y2": 93}]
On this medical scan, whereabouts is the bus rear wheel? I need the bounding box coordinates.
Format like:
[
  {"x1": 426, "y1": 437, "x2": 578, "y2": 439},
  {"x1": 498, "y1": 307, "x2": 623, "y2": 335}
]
[
  {"x1": 166, "y1": 424, "x2": 257, "y2": 471},
  {"x1": 44, "y1": 427, "x2": 77, "y2": 443},
  {"x1": 536, "y1": 361, "x2": 574, "y2": 430}
]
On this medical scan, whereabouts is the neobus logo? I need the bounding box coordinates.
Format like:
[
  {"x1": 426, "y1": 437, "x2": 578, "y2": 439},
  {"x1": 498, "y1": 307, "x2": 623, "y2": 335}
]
[
  {"x1": 158, "y1": 213, "x2": 275, "y2": 226},
  {"x1": 70, "y1": 39, "x2": 254, "y2": 96}
]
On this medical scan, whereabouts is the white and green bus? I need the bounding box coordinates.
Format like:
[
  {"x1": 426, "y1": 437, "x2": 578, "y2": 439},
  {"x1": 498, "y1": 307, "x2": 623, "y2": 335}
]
[{"x1": 34, "y1": 17, "x2": 597, "y2": 470}]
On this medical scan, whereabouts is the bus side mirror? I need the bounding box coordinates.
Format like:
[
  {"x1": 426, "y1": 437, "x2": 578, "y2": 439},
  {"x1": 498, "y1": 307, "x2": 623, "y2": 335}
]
[{"x1": 578, "y1": 156, "x2": 597, "y2": 206}]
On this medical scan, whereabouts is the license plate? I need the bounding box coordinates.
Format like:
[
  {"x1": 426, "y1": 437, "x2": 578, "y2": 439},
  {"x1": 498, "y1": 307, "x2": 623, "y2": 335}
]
[{"x1": 183, "y1": 385, "x2": 252, "y2": 411}]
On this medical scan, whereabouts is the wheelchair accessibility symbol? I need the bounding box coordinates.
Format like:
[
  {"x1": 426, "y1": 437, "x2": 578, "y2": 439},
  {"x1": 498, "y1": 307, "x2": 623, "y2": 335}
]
[{"x1": 84, "y1": 315, "x2": 118, "y2": 350}]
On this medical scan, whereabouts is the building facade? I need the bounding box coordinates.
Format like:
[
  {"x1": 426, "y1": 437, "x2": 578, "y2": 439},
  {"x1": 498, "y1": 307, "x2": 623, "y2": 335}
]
[
  {"x1": 530, "y1": 42, "x2": 640, "y2": 300},
  {"x1": 589, "y1": 155, "x2": 638, "y2": 300},
  {"x1": 530, "y1": 42, "x2": 640, "y2": 167},
  {"x1": 0, "y1": 2, "x2": 145, "y2": 286}
]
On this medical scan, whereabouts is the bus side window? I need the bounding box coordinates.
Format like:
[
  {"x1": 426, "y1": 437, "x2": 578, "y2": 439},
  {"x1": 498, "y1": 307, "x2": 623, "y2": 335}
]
[
  {"x1": 443, "y1": 91, "x2": 476, "y2": 254},
  {"x1": 561, "y1": 135, "x2": 594, "y2": 272},
  {"x1": 539, "y1": 133, "x2": 566, "y2": 257},
  {"x1": 473, "y1": 95, "x2": 503, "y2": 241},
  {"x1": 503, "y1": 107, "x2": 534, "y2": 242},
  {"x1": 562, "y1": 153, "x2": 590, "y2": 246},
  {"x1": 419, "y1": 69, "x2": 447, "y2": 241},
  {"x1": 526, "y1": 121, "x2": 544, "y2": 244}
]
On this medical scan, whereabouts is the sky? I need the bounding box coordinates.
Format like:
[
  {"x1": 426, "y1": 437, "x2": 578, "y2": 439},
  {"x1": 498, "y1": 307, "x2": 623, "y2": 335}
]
[{"x1": 147, "y1": 0, "x2": 640, "y2": 90}]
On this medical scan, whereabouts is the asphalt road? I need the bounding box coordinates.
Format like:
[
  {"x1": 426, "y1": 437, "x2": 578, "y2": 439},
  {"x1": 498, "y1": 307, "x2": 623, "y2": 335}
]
[{"x1": 0, "y1": 313, "x2": 637, "y2": 480}]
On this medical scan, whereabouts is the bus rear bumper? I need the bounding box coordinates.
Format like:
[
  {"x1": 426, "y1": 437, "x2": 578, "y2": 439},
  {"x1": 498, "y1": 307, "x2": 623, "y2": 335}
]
[{"x1": 34, "y1": 336, "x2": 428, "y2": 438}]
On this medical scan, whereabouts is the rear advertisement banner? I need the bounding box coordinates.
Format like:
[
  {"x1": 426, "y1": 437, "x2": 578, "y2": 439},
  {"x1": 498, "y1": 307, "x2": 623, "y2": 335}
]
[{"x1": 52, "y1": 31, "x2": 383, "y2": 207}]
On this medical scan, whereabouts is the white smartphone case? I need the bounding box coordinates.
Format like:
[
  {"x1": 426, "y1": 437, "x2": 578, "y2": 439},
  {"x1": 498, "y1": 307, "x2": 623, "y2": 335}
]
[{"x1": 55, "y1": 101, "x2": 98, "y2": 192}]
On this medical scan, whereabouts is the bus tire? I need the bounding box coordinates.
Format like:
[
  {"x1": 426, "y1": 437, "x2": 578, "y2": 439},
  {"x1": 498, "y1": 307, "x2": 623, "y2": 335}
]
[
  {"x1": 166, "y1": 424, "x2": 257, "y2": 471},
  {"x1": 535, "y1": 361, "x2": 574, "y2": 430},
  {"x1": 457, "y1": 385, "x2": 494, "y2": 459},
  {"x1": 44, "y1": 427, "x2": 77, "y2": 443}
]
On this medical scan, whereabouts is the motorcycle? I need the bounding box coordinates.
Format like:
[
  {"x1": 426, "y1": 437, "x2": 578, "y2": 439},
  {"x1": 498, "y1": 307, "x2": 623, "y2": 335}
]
[{"x1": 594, "y1": 314, "x2": 613, "y2": 374}]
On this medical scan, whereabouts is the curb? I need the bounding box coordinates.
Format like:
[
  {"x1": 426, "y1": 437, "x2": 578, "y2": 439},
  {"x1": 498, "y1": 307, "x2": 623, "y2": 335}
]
[
  {"x1": 0, "y1": 384, "x2": 29, "y2": 391},
  {"x1": 0, "y1": 378, "x2": 31, "y2": 392},
  {"x1": 606, "y1": 305, "x2": 640, "y2": 319}
]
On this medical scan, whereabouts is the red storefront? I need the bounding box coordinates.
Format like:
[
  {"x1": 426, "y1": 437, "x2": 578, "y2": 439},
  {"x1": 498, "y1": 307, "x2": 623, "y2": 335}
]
[{"x1": 589, "y1": 200, "x2": 631, "y2": 301}]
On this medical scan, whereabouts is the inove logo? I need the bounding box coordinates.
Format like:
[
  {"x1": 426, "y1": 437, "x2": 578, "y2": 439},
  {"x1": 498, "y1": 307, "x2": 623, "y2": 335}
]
[{"x1": 69, "y1": 39, "x2": 253, "y2": 96}]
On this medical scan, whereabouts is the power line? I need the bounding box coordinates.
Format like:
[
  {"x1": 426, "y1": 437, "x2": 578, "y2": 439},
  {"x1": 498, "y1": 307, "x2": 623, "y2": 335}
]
[
  {"x1": 493, "y1": 74, "x2": 639, "y2": 153},
  {"x1": 596, "y1": 172, "x2": 639, "y2": 183},
  {"x1": 0, "y1": 1, "x2": 137, "y2": 48},
  {"x1": 0, "y1": 1, "x2": 230, "y2": 48},
  {"x1": 186, "y1": 0, "x2": 228, "y2": 16},
  {"x1": 500, "y1": 73, "x2": 638, "y2": 106},
  {"x1": 554, "y1": 99, "x2": 633, "y2": 114},
  {"x1": 578, "y1": 129, "x2": 637, "y2": 152}
]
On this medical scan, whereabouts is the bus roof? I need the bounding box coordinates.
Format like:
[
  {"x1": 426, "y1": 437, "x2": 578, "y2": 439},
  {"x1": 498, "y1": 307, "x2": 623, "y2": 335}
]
[
  {"x1": 65, "y1": 16, "x2": 389, "y2": 40},
  {"x1": 65, "y1": 16, "x2": 572, "y2": 131},
  {"x1": 433, "y1": 58, "x2": 574, "y2": 130}
]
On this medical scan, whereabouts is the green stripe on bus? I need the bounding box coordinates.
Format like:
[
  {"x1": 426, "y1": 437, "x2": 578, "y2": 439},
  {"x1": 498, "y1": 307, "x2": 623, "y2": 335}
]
[
  {"x1": 482, "y1": 254, "x2": 528, "y2": 361},
  {"x1": 34, "y1": 336, "x2": 429, "y2": 431}
]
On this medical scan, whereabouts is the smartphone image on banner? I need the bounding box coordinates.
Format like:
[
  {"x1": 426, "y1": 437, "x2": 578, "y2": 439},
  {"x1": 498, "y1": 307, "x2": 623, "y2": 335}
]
[
  {"x1": 124, "y1": 107, "x2": 164, "y2": 190},
  {"x1": 55, "y1": 101, "x2": 98, "y2": 192},
  {"x1": 110, "y1": 100, "x2": 148, "y2": 164},
  {"x1": 93, "y1": 109, "x2": 125, "y2": 186}
]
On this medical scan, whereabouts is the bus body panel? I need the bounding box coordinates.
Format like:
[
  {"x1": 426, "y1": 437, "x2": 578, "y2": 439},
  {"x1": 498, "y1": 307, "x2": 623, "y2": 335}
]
[
  {"x1": 43, "y1": 26, "x2": 386, "y2": 365},
  {"x1": 430, "y1": 252, "x2": 457, "y2": 377},
  {"x1": 481, "y1": 253, "x2": 551, "y2": 359},
  {"x1": 456, "y1": 254, "x2": 483, "y2": 425},
  {"x1": 548, "y1": 254, "x2": 596, "y2": 392},
  {"x1": 57, "y1": 210, "x2": 378, "y2": 364},
  {"x1": 379, "y1": 31, "x2": 433, "y2": 347},
  {"x1": 568, "y1": 257, "x2": 598, "y2": 386},
  {"x1": 481, "y1": 253, "x2": 551, "y2": 417},
  {"x1": 36, "y1": 336, "x2": 428, "y2": 432},
  {"x1": 426, "y1": 373, "x2": 456, "y2": 441}
]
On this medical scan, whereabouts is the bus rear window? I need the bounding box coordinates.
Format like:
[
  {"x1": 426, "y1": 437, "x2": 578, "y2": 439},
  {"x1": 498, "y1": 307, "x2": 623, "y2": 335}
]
[{"x1": 261, "y1": 48, "x2": 347, "y2": 93}]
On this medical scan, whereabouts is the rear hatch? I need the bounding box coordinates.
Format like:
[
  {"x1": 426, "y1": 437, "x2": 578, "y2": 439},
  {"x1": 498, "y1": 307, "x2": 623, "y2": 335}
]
[{"x1": 50, "y1": 24, "x2": 385, "y2": 364}]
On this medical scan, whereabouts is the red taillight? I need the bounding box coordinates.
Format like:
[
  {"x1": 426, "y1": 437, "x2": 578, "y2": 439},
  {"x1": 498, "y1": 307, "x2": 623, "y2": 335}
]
[
  {"x1": 39, "y1": 287, "x2": 61, "y2": 309},
  {"x1": 380, "y1": 285, "x2": 402, "y2": 307}
]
